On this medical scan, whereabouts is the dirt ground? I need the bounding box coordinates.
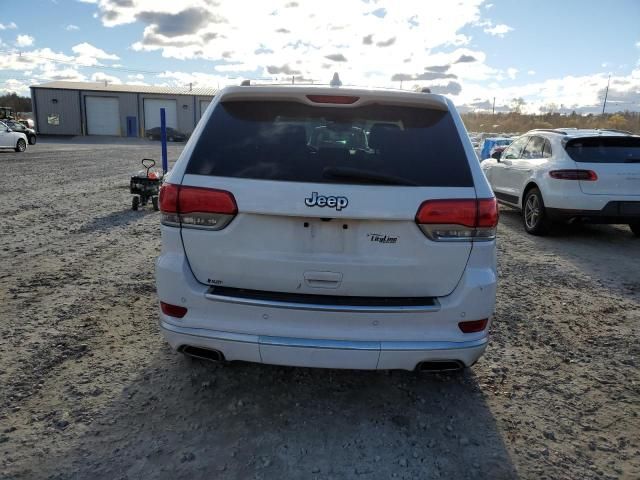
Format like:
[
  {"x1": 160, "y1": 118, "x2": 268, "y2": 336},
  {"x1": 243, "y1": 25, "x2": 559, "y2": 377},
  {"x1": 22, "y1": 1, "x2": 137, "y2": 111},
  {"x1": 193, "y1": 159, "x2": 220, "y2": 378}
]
[{"x1": 1, "y1": 140, "x2": 638, "y2": 480}]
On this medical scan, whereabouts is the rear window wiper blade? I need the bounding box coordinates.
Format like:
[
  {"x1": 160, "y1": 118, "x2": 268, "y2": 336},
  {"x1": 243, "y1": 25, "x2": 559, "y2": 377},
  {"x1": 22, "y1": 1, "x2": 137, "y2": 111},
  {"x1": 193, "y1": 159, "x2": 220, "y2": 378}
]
[{"x1": 322, "y1": 167, "x2": 418, "y2": 186}]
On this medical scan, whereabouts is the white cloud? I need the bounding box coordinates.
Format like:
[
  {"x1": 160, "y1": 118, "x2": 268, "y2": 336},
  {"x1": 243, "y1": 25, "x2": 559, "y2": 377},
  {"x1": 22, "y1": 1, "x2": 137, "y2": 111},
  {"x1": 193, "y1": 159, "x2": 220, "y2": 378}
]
[
  {"x1": 0, "y1": 22, "x2": 17, "y2": 30},
  {"x1": 66, "y1": 24, "x2": 80, "y2": 31},
  {"x1": 458, "y1": 69, "x2": 640, "y2": 114},
  {"x1": 16, "y1": 35, "x2": 34, "y2": 47},
  {"x1": 484, "y1": 3, "x2": 494, "y2": 9},
  {"x1": 527, "y1": 70, "x2": 536, "y2": 75},
  {"x1": 0, "y1": 78, "x2": 31, "y2": 95},
  {"x1": 635, "y1": 41, "x2": 640, "y2": 48},
  {"x1": 89, "y1": 0, "x2": 487, "y2": 85},
  {"x1": 483, "y1": 23, "x2": 513, "y2": 37},
  {"x1": 71, "y1": 42, "x2": 120, "y2": 64},
  {"x1": 506, "y1": 67, "x2": 518, "y2": 80}
]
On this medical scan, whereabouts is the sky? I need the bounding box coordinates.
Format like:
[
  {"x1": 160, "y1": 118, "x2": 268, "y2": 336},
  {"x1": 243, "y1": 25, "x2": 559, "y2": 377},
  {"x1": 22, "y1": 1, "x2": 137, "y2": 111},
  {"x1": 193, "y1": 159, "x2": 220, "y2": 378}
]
[{"x1": 1, "y1": 0, "x2": 639, "y2": 114}]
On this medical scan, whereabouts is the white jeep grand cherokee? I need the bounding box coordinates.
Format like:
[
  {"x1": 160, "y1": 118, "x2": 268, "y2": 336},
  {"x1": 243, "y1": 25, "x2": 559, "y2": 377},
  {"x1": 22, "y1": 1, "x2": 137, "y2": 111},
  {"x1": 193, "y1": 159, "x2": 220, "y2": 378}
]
[{"x1": 156, "y1": 85, "x2": 498, "y2": 371}]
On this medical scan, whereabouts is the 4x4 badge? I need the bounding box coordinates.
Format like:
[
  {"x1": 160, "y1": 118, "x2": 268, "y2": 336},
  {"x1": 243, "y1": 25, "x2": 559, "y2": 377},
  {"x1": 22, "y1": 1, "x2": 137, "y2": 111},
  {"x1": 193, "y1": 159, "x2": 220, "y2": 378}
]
[{"x1": 304, "y1": 192, "x2": 348, "y2": 211}]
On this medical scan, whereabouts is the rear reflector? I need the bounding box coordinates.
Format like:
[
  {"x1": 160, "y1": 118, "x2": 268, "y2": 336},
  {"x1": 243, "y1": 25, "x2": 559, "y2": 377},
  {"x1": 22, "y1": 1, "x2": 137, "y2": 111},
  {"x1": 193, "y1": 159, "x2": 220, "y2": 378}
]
[
  {"x1": 458, "y1": 319, "x2": 488, "y2": 333},
  {"x1": 416, "y1": 198, "x2": 498, "y2": 241},
  {"x1": 160, "y1": 183, "x2": 237, "y2": 230},
  {"x1": 306, "y1": 95, "x2": 359, "y2": 104},
  {"x1": 160, "y1": 301, "x2": 188, "y2": 318},
  {"x1": 549, "y1": 169, "x2": 598, "y2": 181}
]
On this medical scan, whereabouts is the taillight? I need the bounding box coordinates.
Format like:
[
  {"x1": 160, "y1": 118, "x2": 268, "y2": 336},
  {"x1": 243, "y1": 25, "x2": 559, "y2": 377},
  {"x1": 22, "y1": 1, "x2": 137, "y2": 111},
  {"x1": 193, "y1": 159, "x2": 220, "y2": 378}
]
[
  {"x1": 458, "y1": 319, "x2": 488, "y2": 333},
  {"x1": 415, "y1": 198, "x2": 498, "y2": 241},
  {"x1": 549, "y1": 170, "x2": 598, "y2": 181},
  {"x1": 306, "y1": 95, "x2": 359, "y2": 104},
  {"x1": 159, "y1": 183, "x2": 180, "y2": 226},
  {"x1": 160, "y1": 183, "x2": 237, "y2": 230},
  {"x1": 160, "y1": 301, "x2": 188, "y2": 318}
]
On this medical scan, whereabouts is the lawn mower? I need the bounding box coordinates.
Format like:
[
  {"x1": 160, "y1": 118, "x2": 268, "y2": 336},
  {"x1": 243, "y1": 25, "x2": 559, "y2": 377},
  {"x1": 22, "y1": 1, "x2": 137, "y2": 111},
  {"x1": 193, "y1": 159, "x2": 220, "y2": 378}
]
[{"x1": 130, "y1": 158, "x2": 163, "y2": 211}]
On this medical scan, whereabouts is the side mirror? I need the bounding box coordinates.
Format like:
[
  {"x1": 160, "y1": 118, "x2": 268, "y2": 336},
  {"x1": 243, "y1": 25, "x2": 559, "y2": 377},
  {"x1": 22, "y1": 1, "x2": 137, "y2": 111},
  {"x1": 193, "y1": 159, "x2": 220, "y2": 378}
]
[{"x1": 491, "y1": 150, "x2": 502, "y2": 160}]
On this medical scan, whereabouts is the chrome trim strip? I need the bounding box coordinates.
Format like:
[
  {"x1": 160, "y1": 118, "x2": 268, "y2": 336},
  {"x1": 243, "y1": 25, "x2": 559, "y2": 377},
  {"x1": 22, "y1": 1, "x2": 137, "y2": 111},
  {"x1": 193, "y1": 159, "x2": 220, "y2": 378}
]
[
  {"x1": 160, "y1": 320, "x2": 487, "y2": 352},
  {"x1": 381, "y1": 337, "x2": 488, "y2": 351},
  {"x1": 259, "y1": 336, "x2": 379, "y2": 351},
  {"x1": 203, "y1": 292, "x2": 441, "y2": 313}
]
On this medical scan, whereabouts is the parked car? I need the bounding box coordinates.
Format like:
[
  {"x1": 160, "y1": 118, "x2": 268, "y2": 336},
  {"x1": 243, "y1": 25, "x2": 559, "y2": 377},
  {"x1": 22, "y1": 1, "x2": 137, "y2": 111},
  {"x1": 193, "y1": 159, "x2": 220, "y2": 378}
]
[
  {"x1": 156, "y1": 84, "x2": 498, "y2": 371},
  {"x1": 6, "y1": 120, "x2": 36, "y2": 145},
  {"x1": 145, "y1": 127, "x2": 187, "y2": 142},
  {"x1": 0, "y1": 121, "x2": 28, "y2": 152},
  {"x1": 479, "y1": 137, "x2": 513, "y2": 161},
  {"x1": 481, "y1": 128, "x2": 640, "y2": 236}
]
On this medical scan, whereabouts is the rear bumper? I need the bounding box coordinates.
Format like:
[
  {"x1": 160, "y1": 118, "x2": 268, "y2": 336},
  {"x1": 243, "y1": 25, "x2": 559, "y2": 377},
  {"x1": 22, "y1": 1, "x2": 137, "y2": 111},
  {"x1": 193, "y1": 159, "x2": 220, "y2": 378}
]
[
  {"x1": 547, "y1": 201, "x2": 640, "y2": 223},
  {"x1": 156, "y1": 226, "x2": 496, "y2": 371},
  {"x1": 160, "y1": 319, "x2": 489, "y2": 370}
]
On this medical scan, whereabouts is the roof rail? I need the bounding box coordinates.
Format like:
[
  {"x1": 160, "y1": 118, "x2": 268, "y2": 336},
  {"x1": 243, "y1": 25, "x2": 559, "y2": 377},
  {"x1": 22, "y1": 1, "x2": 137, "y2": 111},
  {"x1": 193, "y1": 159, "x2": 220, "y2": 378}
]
[
  {"x1": 529, "y1": 128, "x2": 567, "y2": 135},
  {"x1": 598, "y1": 128, "x2": 633, "y2": 135}
]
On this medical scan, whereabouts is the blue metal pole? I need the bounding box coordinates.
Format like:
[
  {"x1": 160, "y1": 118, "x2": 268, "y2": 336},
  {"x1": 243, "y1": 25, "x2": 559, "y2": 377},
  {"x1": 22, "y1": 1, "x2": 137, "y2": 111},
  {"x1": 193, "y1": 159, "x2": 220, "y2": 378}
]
[{"x1": 160, "y1": 108, "x2": 168, "y2": 174}]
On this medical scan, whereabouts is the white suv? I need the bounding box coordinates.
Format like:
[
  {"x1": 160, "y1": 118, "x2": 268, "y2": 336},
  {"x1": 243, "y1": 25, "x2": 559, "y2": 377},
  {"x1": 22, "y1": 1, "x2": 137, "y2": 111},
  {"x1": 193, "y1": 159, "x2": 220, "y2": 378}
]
[
  {"x1": 482, "y1": 128, "x2": 640, "y2": 236},
  {"x1": 156, "y1": 85, "x2": 498, "y2": 371}
]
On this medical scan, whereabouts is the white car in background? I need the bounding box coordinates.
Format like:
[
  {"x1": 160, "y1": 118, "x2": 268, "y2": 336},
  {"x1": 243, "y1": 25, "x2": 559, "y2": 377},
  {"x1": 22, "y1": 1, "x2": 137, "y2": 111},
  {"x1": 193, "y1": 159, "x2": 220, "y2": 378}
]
[
  {"x1": 481, "y1": 128, "x2": 640, "y2": 236},
  {"x1": 0, "y1": 121, "x2": 28, "y2": 152},
  {"x1": 156, "y1": 84, "x2": 498, "y2": 372}
]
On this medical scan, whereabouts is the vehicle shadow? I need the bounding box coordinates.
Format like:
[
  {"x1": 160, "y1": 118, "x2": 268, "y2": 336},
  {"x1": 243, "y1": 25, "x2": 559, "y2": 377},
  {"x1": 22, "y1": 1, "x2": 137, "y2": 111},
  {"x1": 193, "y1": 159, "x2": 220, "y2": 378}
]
[
  {"x1": 41, "y1": 350, "x2": 516, "y2": 480},
  {"x1": 498, "y1": 206, "x2": 640, "y2": 300},
  {"x1": 76, "y1": 208, "x2": 157, "y2": 233}
]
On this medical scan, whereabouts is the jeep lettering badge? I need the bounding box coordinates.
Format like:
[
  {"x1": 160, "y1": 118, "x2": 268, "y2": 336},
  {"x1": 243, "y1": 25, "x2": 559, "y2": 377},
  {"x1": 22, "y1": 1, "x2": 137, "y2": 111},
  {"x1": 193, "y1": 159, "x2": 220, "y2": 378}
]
[{"x1": 304, "y1": 192, "x2": 348, "y2": 211}]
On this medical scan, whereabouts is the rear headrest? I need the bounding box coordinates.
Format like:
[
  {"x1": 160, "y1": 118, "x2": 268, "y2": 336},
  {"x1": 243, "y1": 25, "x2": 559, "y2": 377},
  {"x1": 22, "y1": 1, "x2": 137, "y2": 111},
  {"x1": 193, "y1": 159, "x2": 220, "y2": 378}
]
[{"x1": 368, "y1": 123, "x2": 401, "y2": 150}]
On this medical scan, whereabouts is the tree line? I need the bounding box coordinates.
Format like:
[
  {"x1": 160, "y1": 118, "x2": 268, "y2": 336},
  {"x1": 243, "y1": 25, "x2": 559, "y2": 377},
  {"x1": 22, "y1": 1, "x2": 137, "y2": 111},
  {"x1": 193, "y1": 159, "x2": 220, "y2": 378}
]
[
  {"x1": 0, "y1": 93, "x2": 32, "y2": 114},
  {"x1": 461, "y1": 111, "x2": 640, "y2": 134}
]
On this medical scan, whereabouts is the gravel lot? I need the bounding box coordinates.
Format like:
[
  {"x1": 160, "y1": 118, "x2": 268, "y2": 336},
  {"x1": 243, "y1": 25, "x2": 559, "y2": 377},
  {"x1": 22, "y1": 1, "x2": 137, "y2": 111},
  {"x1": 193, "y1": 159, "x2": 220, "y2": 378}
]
[{"x1": 1, "y1": 139, "x2": 638, "y2": 480}]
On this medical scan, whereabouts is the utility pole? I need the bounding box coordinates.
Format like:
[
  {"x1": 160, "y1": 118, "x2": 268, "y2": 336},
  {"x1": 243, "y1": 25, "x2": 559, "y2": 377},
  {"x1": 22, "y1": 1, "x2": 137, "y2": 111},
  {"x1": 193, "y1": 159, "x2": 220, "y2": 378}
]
[
  {"x1": 602, "y1": 74, "x2": 611, "y2": 115},
  {"x1": 492, "y1": 97, "x2": 496, "y2": 115}
]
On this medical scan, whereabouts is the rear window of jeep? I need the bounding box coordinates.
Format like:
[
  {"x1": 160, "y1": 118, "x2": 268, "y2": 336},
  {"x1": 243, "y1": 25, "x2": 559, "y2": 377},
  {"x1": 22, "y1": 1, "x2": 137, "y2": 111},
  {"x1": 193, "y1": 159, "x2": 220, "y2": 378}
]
[{"x1": 186, "y1": 100, "x2": 473, "y2": 187}]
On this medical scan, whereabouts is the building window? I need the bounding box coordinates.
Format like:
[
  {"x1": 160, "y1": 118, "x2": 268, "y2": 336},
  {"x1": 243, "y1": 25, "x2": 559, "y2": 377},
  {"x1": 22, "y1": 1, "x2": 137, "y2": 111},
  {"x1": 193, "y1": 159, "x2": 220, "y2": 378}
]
[{"x1": 47, "y1": 113, "x2": 60, "y2": 125}]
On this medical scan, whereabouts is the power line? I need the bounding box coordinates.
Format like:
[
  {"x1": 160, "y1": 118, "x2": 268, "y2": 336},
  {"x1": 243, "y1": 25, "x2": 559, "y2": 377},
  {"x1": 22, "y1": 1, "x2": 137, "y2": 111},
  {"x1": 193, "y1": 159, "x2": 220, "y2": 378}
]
[{"x1": 0, "y1": 49, "x2": 164, "y2": 76}]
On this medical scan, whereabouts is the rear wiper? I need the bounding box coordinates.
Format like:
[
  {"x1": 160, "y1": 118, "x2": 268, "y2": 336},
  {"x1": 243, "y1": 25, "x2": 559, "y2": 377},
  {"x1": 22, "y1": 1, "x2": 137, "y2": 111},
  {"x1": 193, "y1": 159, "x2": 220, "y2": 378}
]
[
  {"x1": 624, "y1": 158, "x2": 640, "y2": 163},
  {"x1": 322, "y1": 166, "x2": 418, "y2": 186}
]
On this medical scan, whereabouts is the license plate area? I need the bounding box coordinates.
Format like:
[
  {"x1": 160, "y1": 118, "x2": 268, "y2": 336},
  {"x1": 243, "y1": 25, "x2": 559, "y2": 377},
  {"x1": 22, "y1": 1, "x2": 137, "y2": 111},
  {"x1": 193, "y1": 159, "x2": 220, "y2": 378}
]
[{"x1": 302, "y1": 219, "x2": 348, "y2": 254}]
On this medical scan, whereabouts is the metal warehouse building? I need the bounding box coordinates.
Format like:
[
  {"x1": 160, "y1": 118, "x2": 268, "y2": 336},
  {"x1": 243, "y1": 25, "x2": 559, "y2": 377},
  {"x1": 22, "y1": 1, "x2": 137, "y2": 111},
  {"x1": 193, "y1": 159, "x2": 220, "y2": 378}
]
[{"x1": 30, "y1": 81, "x2": 216, "y2": 137}]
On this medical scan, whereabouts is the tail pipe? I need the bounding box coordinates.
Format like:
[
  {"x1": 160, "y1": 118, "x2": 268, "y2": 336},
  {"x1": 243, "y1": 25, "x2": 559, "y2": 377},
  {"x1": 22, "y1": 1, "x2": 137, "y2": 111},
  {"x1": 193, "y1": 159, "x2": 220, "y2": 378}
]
[
  {"x1": 415, "y1": 360, "x2": 465, "y2": 373},
  {"x1": 179, "y1": 345, "x2": 225, "y2": 363}
]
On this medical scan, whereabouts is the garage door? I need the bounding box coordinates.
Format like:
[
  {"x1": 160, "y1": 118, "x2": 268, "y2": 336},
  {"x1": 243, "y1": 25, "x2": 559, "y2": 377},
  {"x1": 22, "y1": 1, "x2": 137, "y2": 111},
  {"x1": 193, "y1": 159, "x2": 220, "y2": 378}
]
[
  {"x1": 199, "y1": 100, "x2": 211, "y2": 120},
  {"x1": 86, "y1": 97, "x2": 120, "y2": 136},
  {"x1": 144, "y1": 99, "x2": 177, "y2": 132}
]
